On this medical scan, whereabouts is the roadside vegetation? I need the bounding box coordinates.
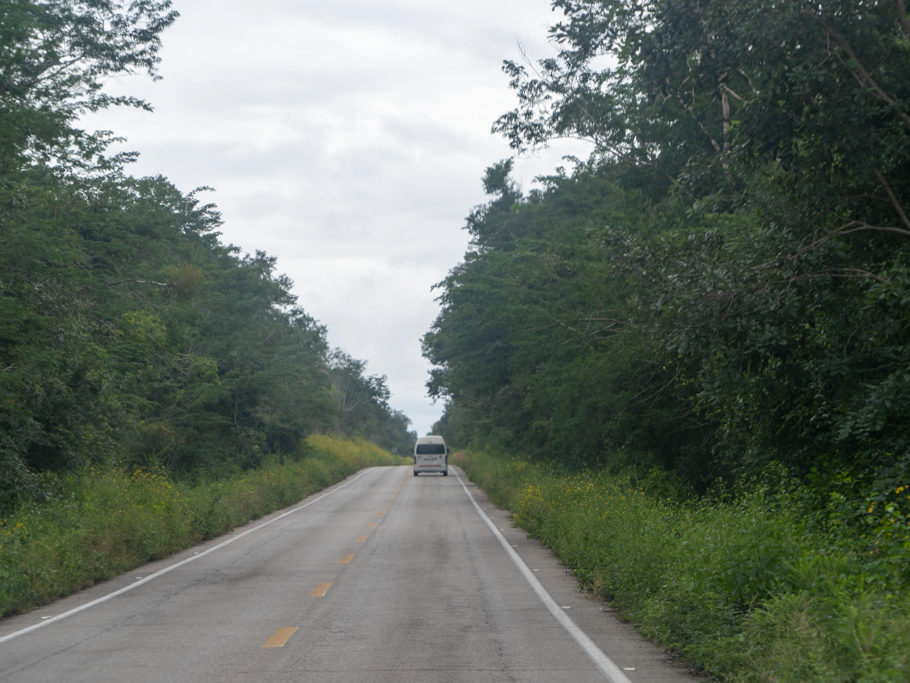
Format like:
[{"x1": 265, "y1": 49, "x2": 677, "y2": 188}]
[
  {"x1": 427, "y1": 3, "x2": 910, "y2": 677},
  {"x1": 1, "y1": 1, "x2": 415, "y2": 519},
  {"x1": 457, "y1": 449, "x2": 910, "y2": 681},
  {"x1": 0, "y1": 4, "x2": 415, "y2": 619},
  {"x1": 427, "y1": 0, "x2": 910, "y2": 498},
  {"x1": 0, "y1": 435, "x2": 406, "y2": 619}
]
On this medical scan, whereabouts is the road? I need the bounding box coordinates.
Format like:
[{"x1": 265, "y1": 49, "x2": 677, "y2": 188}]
[{"x1": 0, "y1": 466, "x2": 696, "y2": 682}]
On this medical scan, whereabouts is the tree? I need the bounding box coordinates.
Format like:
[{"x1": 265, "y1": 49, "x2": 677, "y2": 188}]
[
  {"x1": 428, "y1": 0, "x2": 910, "y2": 493},
  {"x1": 1, "y1": 2, "x2": 414, "y2": 513},
  {"x1": 0, "y1": 0, "x2": 177, "y2": 173}
]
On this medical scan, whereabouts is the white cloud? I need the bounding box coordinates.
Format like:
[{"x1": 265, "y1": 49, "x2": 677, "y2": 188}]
[{"x1": 85, "y1": 0, "x2": 587, "y2": 436}]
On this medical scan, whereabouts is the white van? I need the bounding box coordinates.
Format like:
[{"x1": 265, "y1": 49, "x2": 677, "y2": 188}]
[{"x1": 413, "y1": 435, "x2": 448, "y2": 476}]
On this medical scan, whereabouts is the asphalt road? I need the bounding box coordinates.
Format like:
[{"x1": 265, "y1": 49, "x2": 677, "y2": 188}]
[{"x1": 0, "y1": 466, "x2": 697, "y2": 682}]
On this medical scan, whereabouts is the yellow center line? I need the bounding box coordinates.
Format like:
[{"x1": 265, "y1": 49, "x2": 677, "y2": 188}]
[
  {"x1": 368, "y1": 522, "x2": 378, "y2": 528},
  {"x1": 355, "y1": 534, "x2": 368, "y2": 543},
  {"x1": 310, "y1": 582, "x2": 332, "y2": 597},
  {"x1": 262, "y1": 626, "x2": 298, "y2": 648},
  {"x1": 339, "y1": 553, "x2": 355, "y2": 564},
  {"x1": 377, "y1": 512, "x2": 385, "y2": 517}
]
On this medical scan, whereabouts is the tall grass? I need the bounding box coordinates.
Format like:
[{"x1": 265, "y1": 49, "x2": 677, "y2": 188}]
[
  {"x1": 0, "y1": 435, "x2": 406, "y2": 619},
  {"x1": 456, "y1": 449, "x2": 910, "y2": 681}
]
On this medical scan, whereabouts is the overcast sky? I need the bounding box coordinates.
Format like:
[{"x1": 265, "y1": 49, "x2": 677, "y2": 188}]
[{"x1": 85, "y1": 0, "x2": 589, "y2": 437}]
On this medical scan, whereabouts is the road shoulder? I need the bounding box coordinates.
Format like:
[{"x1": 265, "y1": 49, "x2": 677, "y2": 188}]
[{"x1": 454, "y1": 465, "x2": 702, "y2": 682}]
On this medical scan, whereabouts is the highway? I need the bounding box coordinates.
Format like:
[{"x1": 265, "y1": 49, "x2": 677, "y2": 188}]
[{"x1": 0, "y1": 466, "x2": 696, "y2": 682}]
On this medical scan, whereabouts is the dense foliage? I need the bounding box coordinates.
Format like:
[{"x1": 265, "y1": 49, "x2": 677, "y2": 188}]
[
  {"x1": 0, "y1": 1, "x2": 414, "y2": 514},
  {"x1": 425, "y1": 0, "x2": 910, "y2": 501}
]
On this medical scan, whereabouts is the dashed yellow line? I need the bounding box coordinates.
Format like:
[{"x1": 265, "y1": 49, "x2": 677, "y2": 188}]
[
  {"x1": 310, "y1": 582, "x2": 332, "y2": 598},
  {"x1": 368, "y1": 522, "x2": 378, "y2": 528},
  {"x1": 339, "y1": 553, "x2": 355, "y2": 564},
  {"x1": 355, "y1": 534, "x2": 368, "y2": 543},
  {"x1": 262, "y1": 627, "x2": 298, "y2": 648}
]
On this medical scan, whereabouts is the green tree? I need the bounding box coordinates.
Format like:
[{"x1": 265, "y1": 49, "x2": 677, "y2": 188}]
[
  {"x1": 1, "y1": 2, "x2": 412, "y2": 512},
  {"x1": 429, "y1": 0, "x2": 910, "y2": 494},
  {"x1": 0, "y1": 0, "x2": 177, "y2": 173},
  {"x1": 328, "y1": 350, "x2": 413, "y2": 453}
]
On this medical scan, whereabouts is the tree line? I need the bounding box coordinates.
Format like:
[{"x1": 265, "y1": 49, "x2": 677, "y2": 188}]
[
  {"x1": 424, "y1": 0, "x2": 910, "y2": 501},
  {"x1": 0, "y1": 0, "x2": 414, "y2": 514}
]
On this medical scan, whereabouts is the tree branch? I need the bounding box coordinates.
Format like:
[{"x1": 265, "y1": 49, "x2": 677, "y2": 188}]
[
  {"x1": 896, "y1": 0, "x2": 910, "y2": 41},
  {"x1": 746, "y1": 220, "x2": 910, "y2": 275},
  {"x1": 820, "y1": 18, "x2": 910, "y2": 130},
  {"x1": 102, "y1": 279, "x2": 172, "y2": 289},
  {"x1": 578, "y1": 317, "x2": 631, "y2": 327},
  {"x1": 873, "y1": 169, "x2": 910, "y2": 232}
]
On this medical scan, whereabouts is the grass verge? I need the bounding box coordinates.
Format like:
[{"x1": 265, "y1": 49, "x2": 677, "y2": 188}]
[
  {"x1": 455, "y1": 449, "x2": 910, "y2": 681},
  {"x1": 0, "y1": 435, "x2": 406, "y2": 619}
]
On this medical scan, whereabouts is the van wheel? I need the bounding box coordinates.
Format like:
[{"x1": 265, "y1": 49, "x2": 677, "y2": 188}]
[
  {"x1": 443, "y1": 471, "x2": 448, "y2": 476},
  {"x1": 413, "y1": 471, "x2": 418, "y2": 477}
]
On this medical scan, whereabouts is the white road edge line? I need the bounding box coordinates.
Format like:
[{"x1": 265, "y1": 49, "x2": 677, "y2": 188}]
[
  {"x1": 454, "y1": 468, "x2": 633, "y2": 683},
  {"x1": 0, "y1": 468, "x2": 374, "y2": 645}
]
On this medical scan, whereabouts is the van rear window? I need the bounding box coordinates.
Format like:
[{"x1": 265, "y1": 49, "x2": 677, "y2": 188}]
[{"x1": 415, "y1": 444, "x2": 445, "y2": 454}]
